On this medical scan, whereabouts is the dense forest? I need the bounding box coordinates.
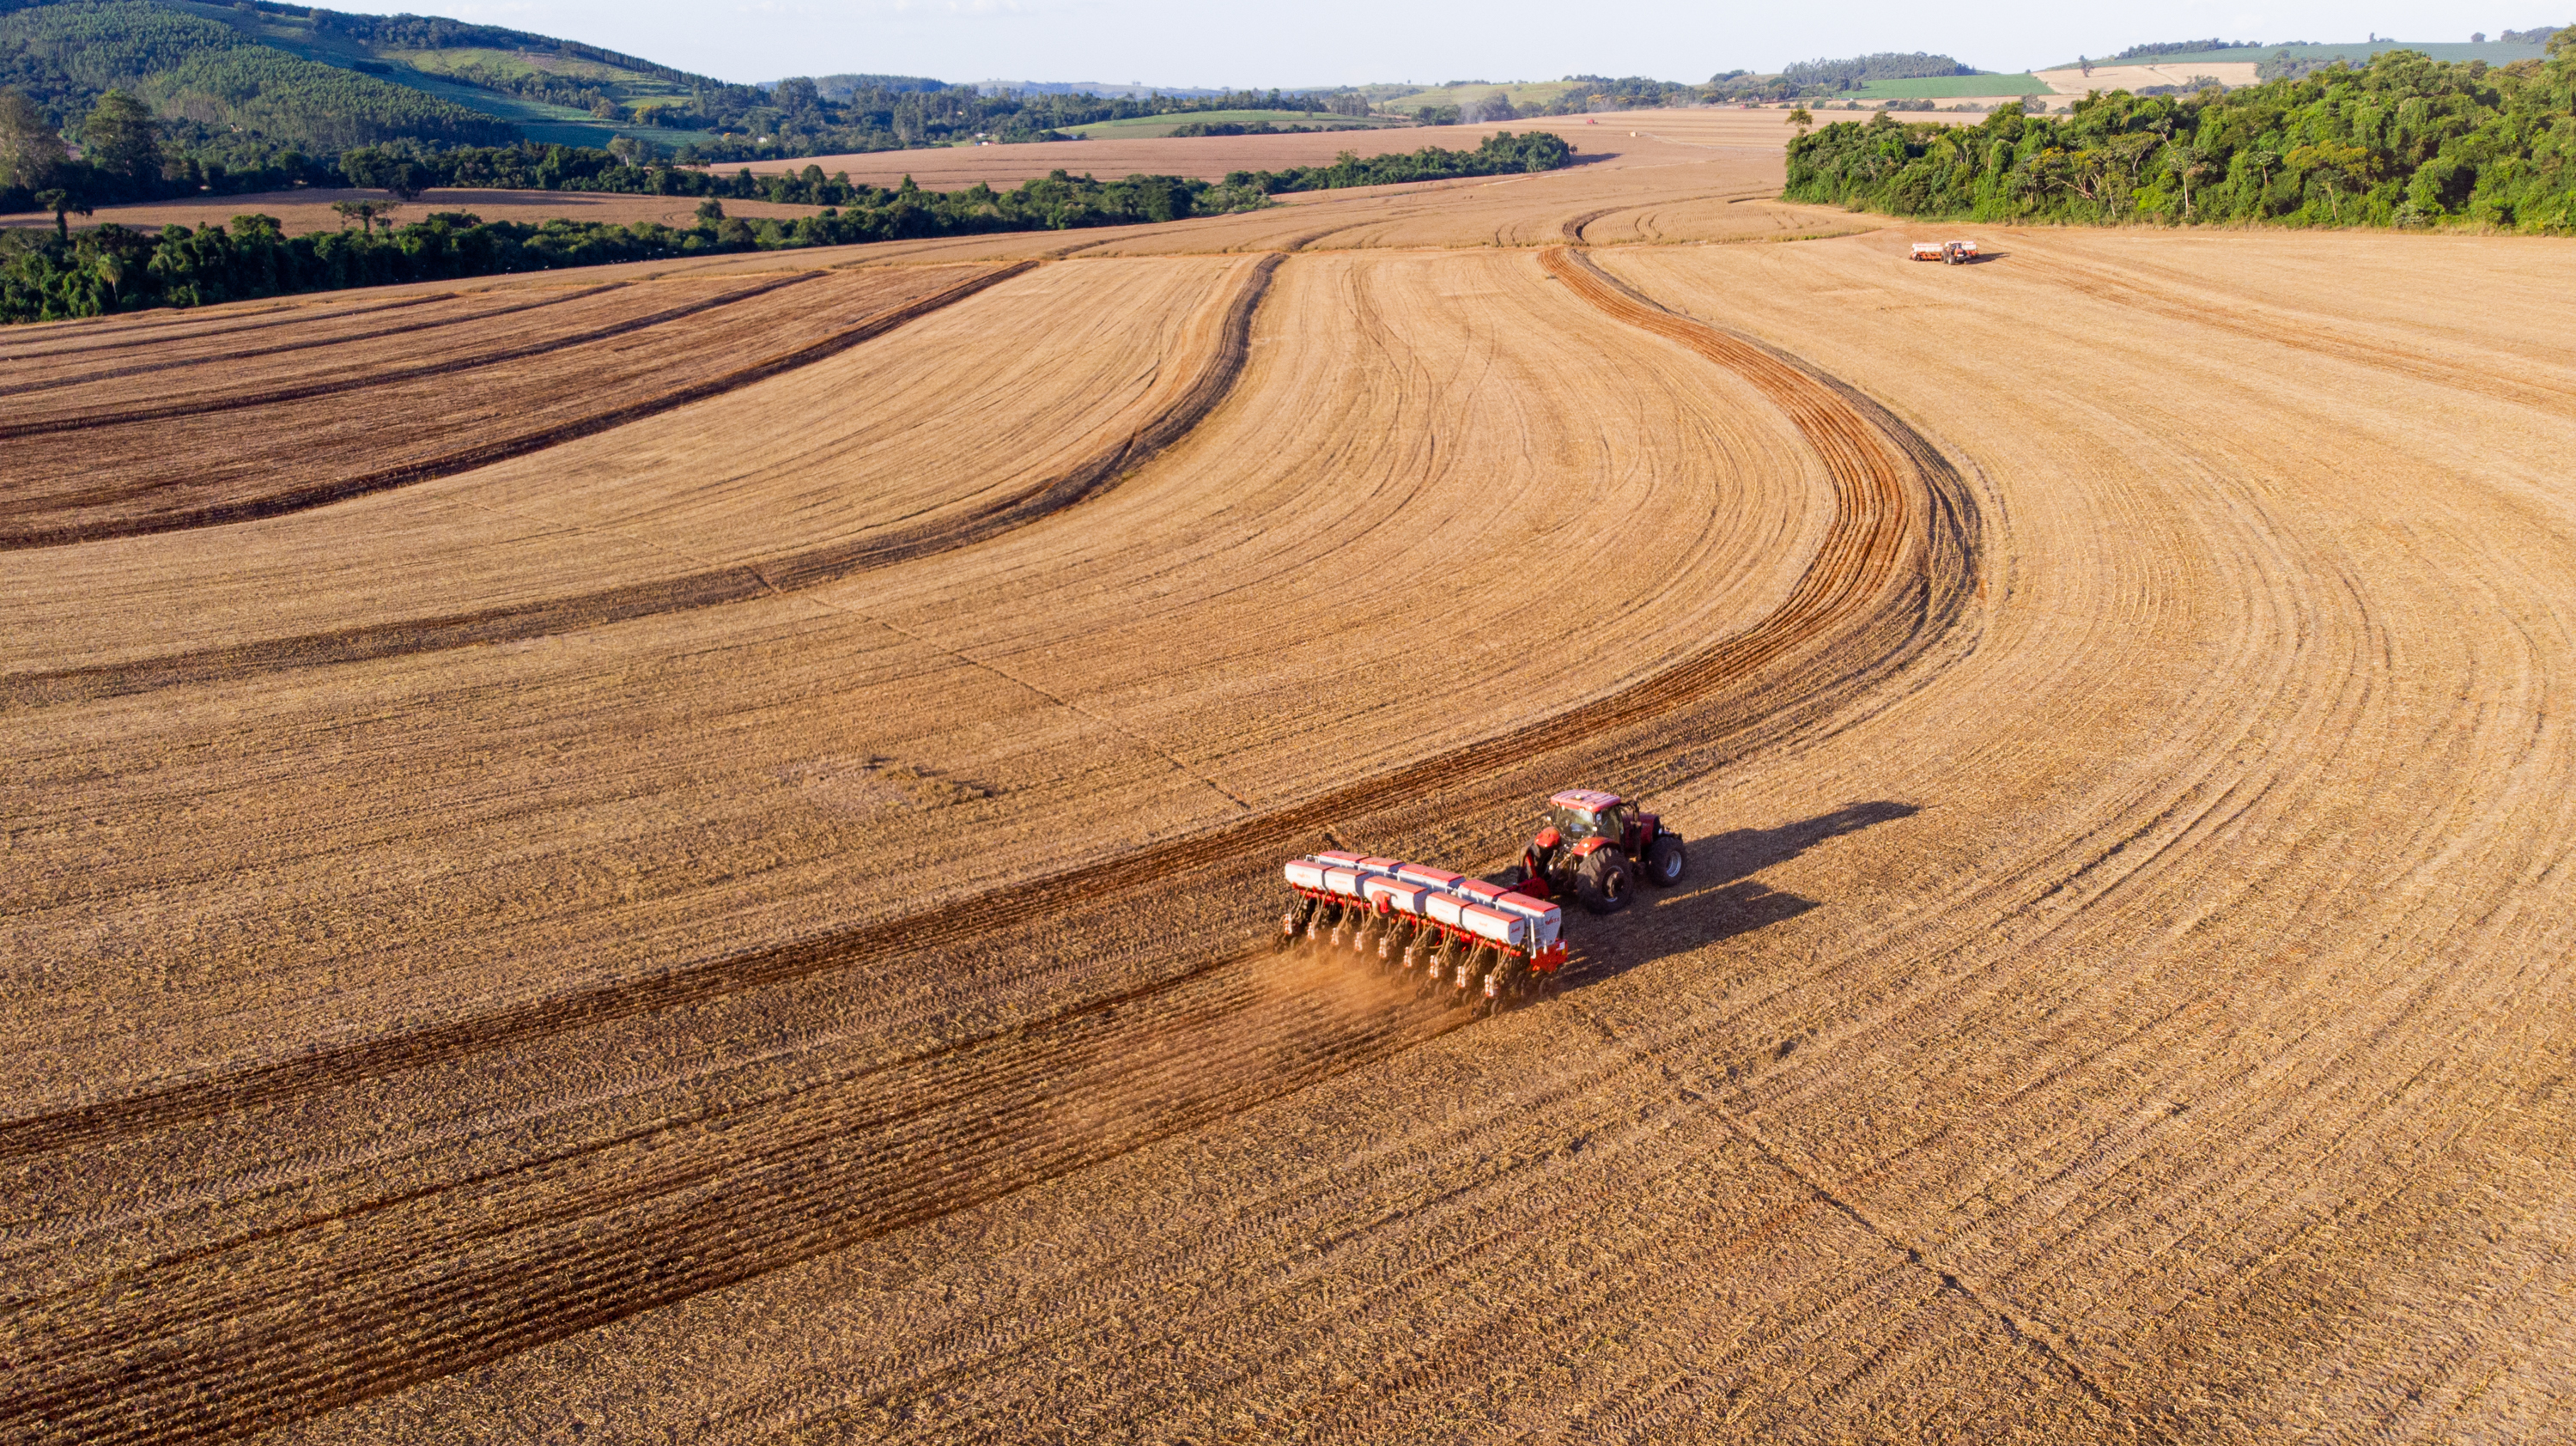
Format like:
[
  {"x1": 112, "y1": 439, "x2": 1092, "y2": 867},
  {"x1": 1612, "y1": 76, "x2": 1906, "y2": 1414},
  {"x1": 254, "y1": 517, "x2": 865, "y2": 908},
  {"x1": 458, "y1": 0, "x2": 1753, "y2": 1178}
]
[
  {"x1": 2112, "y1": 39, "x2": 2265, "y2": 61},
  {"x1": 1706, "y1": 53, "x2": 1975, "y2": 102},
  {"x1": 1776, "y1": 53, "x2": 1972, "y2": 93},
  {"x1": 0, "y1": 0, "x2": 513, "y2": 160},
  {"x1": 0, "y1": 130, "x2": 1574, "y2": 320},
  {"x1": 1783, "y1": 38, "x2": 2576, "y2": 231},
  {"x1": 673, "y1": 83, "x2": 1386, "y2": 161}
]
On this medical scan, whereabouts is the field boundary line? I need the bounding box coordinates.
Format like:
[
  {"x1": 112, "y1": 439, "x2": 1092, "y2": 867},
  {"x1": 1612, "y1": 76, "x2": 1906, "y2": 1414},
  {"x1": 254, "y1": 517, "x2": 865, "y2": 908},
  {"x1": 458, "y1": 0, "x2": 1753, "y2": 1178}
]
[{"x1": 1562, "y1": 995, "x2": 2163, "y2": 1434}]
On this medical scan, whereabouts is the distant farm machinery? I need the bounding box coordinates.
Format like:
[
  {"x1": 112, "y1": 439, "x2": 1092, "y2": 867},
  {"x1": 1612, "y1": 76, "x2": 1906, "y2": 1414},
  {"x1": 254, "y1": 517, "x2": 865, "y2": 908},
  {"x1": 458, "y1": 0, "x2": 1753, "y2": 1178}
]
[
  {"x1": 1276, "y1": 789, "x2": 1687, "y2": 1014},
  {"x1": 1910, "y1": 240, "x2": 1981, "y2": 264}
]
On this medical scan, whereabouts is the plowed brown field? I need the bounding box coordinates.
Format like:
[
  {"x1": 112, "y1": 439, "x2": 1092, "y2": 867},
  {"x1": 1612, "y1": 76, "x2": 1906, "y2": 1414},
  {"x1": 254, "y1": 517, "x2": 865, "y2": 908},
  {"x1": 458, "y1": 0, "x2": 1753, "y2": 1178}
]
[
  {"x1": 5, "y1": 115, "x2": 2573, "y2": 1446},
  {"x1": 0, "y1": 187, "x2": 832, "y2": 235}
]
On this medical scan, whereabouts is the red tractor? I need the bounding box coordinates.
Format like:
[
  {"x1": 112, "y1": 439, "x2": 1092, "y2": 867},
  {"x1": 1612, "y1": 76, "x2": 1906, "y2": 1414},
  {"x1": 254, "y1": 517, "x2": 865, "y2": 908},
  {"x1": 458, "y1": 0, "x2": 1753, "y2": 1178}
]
[{"x1": 1515, "y1": 788, "x2": 1686, "y2": 914}]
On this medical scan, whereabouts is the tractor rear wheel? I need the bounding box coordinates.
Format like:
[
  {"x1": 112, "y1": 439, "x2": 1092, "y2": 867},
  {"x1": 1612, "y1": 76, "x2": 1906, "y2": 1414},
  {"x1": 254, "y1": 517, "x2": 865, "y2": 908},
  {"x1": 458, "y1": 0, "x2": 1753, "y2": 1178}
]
[
  {"x1": 1644, "y1": 834, "x2": 1686, "y2": 887},
  {"x1": 1576, "y1": 850, "x2": 1634, "y2": 914}
]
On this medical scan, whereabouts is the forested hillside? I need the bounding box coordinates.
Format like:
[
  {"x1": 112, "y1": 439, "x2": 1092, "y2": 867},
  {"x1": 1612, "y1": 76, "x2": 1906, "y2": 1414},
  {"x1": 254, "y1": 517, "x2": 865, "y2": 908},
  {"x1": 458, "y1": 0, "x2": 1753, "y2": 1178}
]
[
  {"x1": 1707, "y1": 52, "x2": 1984, "y2": 102},
  {"x1": 1785, "y1": 37, "x2": 2576, "y2": 231},
  {"x1": 0, "y1": 0, "x2": 1433, "y2": 185},
  {"x1": 1777, "y1": 52, "x2": 1973, "y2": 92},
  {"x1": 0, "y1": 0, "x2": 509, "y2": 157}
]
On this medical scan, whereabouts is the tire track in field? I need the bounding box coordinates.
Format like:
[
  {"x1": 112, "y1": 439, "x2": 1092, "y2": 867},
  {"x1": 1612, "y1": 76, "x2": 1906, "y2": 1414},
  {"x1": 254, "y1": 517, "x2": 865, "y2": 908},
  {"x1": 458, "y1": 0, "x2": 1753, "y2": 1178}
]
[
  {"x1": 0, "y1": 255, "x2": 1265, "y2": 706},
  {"x1": 0, "y1": 290, "x2": 443, "y2": 361},
  {"x1": 0, "y1": 283, "x2": 624, "y2": 398},
  {"x1": 755, "y1": 1030, "x2": 1793, "y2": 1441},
  {"x1": 0, "y1": 246, "x2": 1970, "y2": 1161},
  {"x1": 0, "y1": 263, "x2": 1032, "y2": 553},
  {"x1": 1, "y1": 954, "x2": 1474, "y2": 1443},
  {"x1": 0, "y1": 250, "x2": 1988, "y2": 1442},
  {"x1": 0, "y1": 274, "x2": 817, "y2": 439},
  {"x1": 1562, "y1": 206, "x2": 1621, "y2": 243},
  {"x1": 2015, "y1": 249, "x2": 2576, "y2": 413}
]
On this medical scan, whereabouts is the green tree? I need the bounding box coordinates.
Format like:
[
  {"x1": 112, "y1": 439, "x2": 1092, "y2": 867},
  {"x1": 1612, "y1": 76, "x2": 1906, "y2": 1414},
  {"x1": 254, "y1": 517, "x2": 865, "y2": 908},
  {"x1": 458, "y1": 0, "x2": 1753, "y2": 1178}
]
[
  {"x1": 331, "y1": 198, "x2": 397, "y2": 235},
  {"x1": 1786, "y1": 105, "x2": 1813, "y2": 137},
  {"x1": 2175, "y1": 144, "x2": 2217, "y2": 218},
  {"x1": 79, "y1": 90, "x2": 161, "y2": 186},
  {"x1": 33, "y1": 186, "x2": 89, "y2": 239},
  {"x1": 2288, "y1": 141, "x2": 2372, "y2": 222},
  {"x1": 0, "y1": 88, "x2": 68, "y2": 189},
  {"x1": 340, "y1": 148, "x2": 428, "y2": 201}
]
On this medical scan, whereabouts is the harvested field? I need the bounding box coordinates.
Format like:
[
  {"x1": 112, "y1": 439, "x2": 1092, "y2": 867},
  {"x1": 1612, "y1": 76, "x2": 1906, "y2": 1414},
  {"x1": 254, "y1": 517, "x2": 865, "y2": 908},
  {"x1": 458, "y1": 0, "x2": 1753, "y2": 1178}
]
[
  {"x1": 1055, "y1": 109, "x2": 1406, "y2": 139},
  {"x1": 2032, "y1": 61, "x2": 2263, "y2": 96},
  {"x1": 0, "y1": 254, "x2": 1261, "y2": 680},
  {"x1": 6, "y1": 111, "x2": 2576, "y2": 1446},
  {"x1": 0, "y1": 186, "x2": 829, "y2": 236},
  {"x1": 750, "y1": 109, "x2": 1807, "y2": 188},
  {"x1": 0, "y1": 264, "x2": 1018, "y2": 544}
]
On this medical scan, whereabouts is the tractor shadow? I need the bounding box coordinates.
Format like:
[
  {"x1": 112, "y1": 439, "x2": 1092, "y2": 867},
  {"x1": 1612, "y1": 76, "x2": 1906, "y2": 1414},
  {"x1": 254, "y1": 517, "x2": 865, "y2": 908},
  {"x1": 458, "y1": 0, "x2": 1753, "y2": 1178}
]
[{"x1": 1552, "y1": 800, "x2": 1919, "y2": 990}]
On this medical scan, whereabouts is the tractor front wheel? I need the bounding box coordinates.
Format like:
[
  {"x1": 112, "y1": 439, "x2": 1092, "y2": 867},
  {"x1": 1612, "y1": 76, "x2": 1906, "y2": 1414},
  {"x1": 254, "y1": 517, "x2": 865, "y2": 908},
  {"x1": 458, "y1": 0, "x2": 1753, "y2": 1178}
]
[
  {"x1": 1644, "y1": 834, "x2": 1686, "y2": 887},
  {"x1": 1576, "y1": 850, "x2": 1634, "y2": 914}
]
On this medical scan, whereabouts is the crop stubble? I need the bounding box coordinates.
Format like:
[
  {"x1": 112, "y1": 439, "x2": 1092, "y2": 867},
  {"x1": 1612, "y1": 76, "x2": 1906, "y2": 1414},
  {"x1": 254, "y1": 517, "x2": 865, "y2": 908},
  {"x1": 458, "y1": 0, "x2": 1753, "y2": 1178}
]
[
  {"x1": 0, "y1": 264, "x2": 1039, "y2": 545},
  {"x1": 2, "y1": 236, "x2": 1977, "y2": 1441},
  {"x1": 5, "y1": 138, "x2": 2574, "y2": 1445}
]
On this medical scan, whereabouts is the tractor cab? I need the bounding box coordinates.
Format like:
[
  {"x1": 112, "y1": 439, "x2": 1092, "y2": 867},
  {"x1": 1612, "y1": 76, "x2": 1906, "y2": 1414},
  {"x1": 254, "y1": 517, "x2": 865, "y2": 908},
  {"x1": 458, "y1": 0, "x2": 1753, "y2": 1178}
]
[
  {"x1": 1526, "y1": 788, "x2": 1687, "y2": 914},
  {"x1": 1545, "y1": 789, "x2": 1628, "y2": 846}
]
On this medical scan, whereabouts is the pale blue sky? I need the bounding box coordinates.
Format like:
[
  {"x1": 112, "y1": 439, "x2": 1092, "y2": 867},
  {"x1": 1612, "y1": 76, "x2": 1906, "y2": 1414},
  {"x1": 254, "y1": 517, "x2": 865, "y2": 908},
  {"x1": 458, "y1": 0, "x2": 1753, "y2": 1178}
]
[{"x1": 337, "y1": 0, "x2": 2567, "y2": 88}]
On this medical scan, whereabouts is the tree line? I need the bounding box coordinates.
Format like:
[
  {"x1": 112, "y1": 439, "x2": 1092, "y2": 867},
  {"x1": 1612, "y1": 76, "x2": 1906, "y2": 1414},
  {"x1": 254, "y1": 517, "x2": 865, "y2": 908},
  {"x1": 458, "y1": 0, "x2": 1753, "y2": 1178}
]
[
  {"x1": 671, "y1": 83, "x2": 1404, "y2": 162},
  {"x1": 1783, "y1": 38, "x2": 2576, "y2": 231},
  {"x1": 1406, "y1": 76, "x2": 1701, "y2": 126},
  {"x1": 0, "y1": 131, "x2": 1576, "y2": 321},
  {"x1": 2112, "y1": 39, "x2": 2265, "y2": 61}
]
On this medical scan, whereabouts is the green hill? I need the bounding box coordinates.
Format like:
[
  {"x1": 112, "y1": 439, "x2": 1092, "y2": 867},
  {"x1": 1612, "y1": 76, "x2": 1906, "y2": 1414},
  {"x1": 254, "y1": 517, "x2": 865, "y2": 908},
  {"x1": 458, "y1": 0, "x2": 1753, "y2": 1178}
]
[
  {"x1": 0, "y1": 0, "x2": 748, "y2": 164},
  {"x1": 159, "y1": 1, "x2": 730, "y2": 149},
  {"x1": 2047, "y1": 39, "x2": 2557, "y2": 70},
  {"x1": 1055, "y1": 108, "x2": 1406, "y2": 138},
  {"x1": 0, "y1": 0, "x2": 519, "y2": 154},
  {"x1": 1845, "y1": 74, "x2": 2046, "y2": 98},
  {"x1": 0, "y1": 0, "x2": 1424, "y2": 178}
]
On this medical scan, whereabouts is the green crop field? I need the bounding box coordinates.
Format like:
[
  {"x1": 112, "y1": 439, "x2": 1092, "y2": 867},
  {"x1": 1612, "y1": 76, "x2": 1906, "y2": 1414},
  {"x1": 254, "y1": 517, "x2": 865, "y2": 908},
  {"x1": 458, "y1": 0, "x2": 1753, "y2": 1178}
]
[
  {"x1": 1846, "y1": 74, "x2": 2047, "y2": 98},
  {"x1": 1054, "y1": 109, "x2": 1406, "y2": 139}
]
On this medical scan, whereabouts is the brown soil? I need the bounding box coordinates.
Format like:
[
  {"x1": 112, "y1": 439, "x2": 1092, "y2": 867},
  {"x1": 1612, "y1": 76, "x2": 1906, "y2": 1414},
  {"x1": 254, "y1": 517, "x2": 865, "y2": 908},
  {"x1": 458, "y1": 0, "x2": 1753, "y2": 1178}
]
[
  {"x1": 0, "y1": 186, "x2": 829, "y2": 235},
  {"x1": 5, "y1": 112, "x2": 2575, "y2": 1446},
  {"x1": 754, "y1": 108, "x2": 1815, "y2": 188},
  {"x1": 0, "y1": 264, "x2": 1011, "y2": 544}
]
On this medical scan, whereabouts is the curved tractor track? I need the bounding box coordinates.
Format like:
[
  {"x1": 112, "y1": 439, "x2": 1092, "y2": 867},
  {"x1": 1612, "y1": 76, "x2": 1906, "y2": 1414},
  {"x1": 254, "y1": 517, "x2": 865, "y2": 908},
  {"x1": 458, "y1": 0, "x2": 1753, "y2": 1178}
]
[
  {"x1": 0, "y1": 283, "x2": 623, "y2": 398},
  {"x1": 0, "y1": 252, "x2": 1989, "y2": 1443},
  {"x1": 0, "y1": 289, "x2": 448, "y2": 362},
  {"x1": 0, "y1": 255, "x2": 1276, "y2": 708},
  {"x1": 0, "y1": 274, "x2": 820, "y2": 438},
  {"x1": 0, "y1": 263, "x2": 1035, "y2": 551}
]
